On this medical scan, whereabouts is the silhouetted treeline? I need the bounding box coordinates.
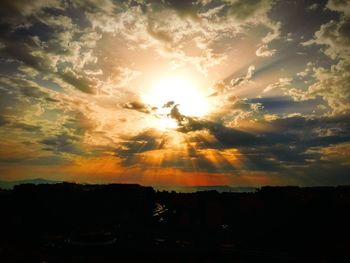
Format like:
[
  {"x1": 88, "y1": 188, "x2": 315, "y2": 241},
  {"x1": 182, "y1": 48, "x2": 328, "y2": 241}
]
[{"x1": 1, "y1": 183, "x2": 350, "y2": 262}]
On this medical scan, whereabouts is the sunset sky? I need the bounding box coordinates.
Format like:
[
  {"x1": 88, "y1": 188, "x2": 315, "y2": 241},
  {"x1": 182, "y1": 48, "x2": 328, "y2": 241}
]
[{"x1": 0, "y1": 0, "x2": 349, "y2": 187}]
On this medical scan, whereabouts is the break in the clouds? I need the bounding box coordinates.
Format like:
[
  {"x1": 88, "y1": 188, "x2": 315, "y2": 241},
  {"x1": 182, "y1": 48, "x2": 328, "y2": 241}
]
[{"x1": 0, "y1": 0, "x2": 349, "y2": 187}]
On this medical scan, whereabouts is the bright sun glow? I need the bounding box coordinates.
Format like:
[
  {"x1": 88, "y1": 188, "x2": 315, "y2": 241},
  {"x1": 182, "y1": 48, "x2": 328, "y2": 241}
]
[{"x1": 143, "y1": 75, "x2": 210, "y2": 118}]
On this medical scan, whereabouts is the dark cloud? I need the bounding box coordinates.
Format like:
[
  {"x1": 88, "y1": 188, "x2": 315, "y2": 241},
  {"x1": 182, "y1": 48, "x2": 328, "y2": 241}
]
[
  {"x1": 179, "y1": 118, "x2": 259, "y2": 148},
  {"x1": 115, "y1": 111, "x2": 341, "y2": 173},
  {"x1": 238, "y1": 114, "x2": 350, "y2": 172},
  {"x1": 41, "y1": 133, "x2": 83, "y2": 154},
  {"x1": 176, "y1": 113, "x2": 350, "y2": 172},
  {"x1": 164, "y1": 104, "x2": 259, "y2": 148},
  {"x1": 12, "y1": 122, "x2": 42, "y2": 133},
  {"x1": 63, "y1": 112, "x2": 97, "y2": 136},
  {"x1": 162, "y1": 101, "x2": 175, "y2": 108},
  {"x1": 0, "y1": 37, "x2": 54, "y2": 74},
  {"x1": 115, "y1": 128, "x2": 238, "y2": 173},
  {"x1": 0, "y1": 0, "x2": 62, "y2": 24},
  {"x1": 115, "y1": 129, "x2": 165, "y2": 163},
  {"x1": 169, "y1": 105, "x2": 185, "y2": 123},
  {"x1": 0, "y1": 115, "x2": 8, "y2": 126},
  {"x1": 249, "y1": 97, "x2": 326, "y2": 115},
  {"x1": 268, "y1": 114, "x2": 350, "y2": 136},
  {"x1": 122, "y1": 101, "x2": 152, "y2": 114},
  {"x1": 59, "y1": 69, "x2": 96, "y2": 94},
  {"x1": 0, "y1": 75, "x2": 58, "y2": 108}
]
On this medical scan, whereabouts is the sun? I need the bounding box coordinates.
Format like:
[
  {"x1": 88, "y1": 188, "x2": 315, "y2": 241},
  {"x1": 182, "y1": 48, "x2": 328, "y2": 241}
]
[{"x1": 143, "y1": 75, "x2": 210, "y2": 118}]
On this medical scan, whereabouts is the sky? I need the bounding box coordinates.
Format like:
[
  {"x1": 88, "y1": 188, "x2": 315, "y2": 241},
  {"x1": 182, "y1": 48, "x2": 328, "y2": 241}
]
[{"x1": 0, "y1": 0, "x2": 350, "y2": 187}]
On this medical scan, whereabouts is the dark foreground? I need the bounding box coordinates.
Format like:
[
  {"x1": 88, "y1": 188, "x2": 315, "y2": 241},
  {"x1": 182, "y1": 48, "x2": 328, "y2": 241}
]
[{"x1": 1, "y1": 183, "x2": 350, "y2": 262}]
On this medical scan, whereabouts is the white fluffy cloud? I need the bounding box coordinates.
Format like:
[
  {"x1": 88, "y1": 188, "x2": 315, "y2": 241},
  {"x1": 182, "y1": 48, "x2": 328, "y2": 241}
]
[
  {"x1": 327, "y1": 0, "x2": 350, "y2": 16},
  {"x1": 263, "y1": 77, "x2": 292, "y2": 93},
  {"x1": 303, "y1": 18, "x2": 350, "y2": 60},
  {"x1": 231, "y1": 65, "x2": 256, "y2": 87},
  {"x1": 288, "y1": 0, "x2": 350, "y2": 116},
  {"x1": 84, "y1": 0, "x2": 279, "y2": 72},
  {"x1": 256, "y1": 44, "x2": 277, "y2": 57}
]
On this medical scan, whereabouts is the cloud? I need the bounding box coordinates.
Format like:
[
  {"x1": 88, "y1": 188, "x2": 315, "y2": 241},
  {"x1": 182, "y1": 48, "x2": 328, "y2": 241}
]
[
  {"x1": 114, "y1": 128, "x2": 238, "y2": 173},
  {"x1": 303, "y1": 17, "x2": 350, "y2": 60},
  {"x1": 207, "y1": 94, "x2": 265, "y2": 128},
  {"x1": 41, "y1": 133, "x2": 83, "y2": 155},
  {"x1": 117, "y1": 112, "x2": 350, "y2": 174},
  {"x1": 287, "y1": 60, "x2": 350, "y2": 116},
  {"x1": 0, "y1": 115, "x2": 8, "y2": 126},
  {"x1": 162, "y1": 101, "x2": 175, "y2": 108},
  {"x1": 307, "y1": 3, "x2": 319, "y2": 11},
  {"x1": 210, "y1": 65, "x2": 255, "y2": 97},
  {"x1": 0, "y1": 0, "x2": 64, "y2": 24},
  {"x1": 12, "y1": 122, "x2": 42, "y2": 133},
  {"x1": 84, "y1": 0, "x2": 279, "y2": 73},
  {"x1": 255, "y1": 19, "x2": 280, "y2": 57},
  {"x1": 263, "y1": 77, "x2": 292, "y2": 93},
  {"x1": 0, "y1": 0, "x2": 281, "y2": 100},
  {"x1": 59, "y1": 69, "x2": 96, "y2": 94},
  {"x1": 289, "y1": 1, "x2": 350, "y2": 116},
  {"x1": 296, "y1": 62, "x2": 314, "y2": 78},
  {"x1": 230, "y1": 65, "x2": 255, "y2": 87},
  {"x1": 0, "y1": 35, "x2": 59, "y2": 74},
  {"x1": 0, "y1": 75, "x2": 56, "y2": 101},
  {"x1": 115, "y1": 129, "x2": 165, "y2": 162},
  {"x1": 237, "y1": 114, "x2": 350, "y2": 173},
  {"x1": 162, "y1": 103, "x2": 259, "y2": 148},
  {"x1": 312, "y1": 127, "x2": 343, "y2": 137},
  {"x1": 163, "y1": 0, "x2": 200, "y2": 19},
  {"x1": 180, "y1": 118, "x2": 259, "y2": 148},
  {"x1": 326, "y1": 0, "x2": 350, "y2": 17},
  {"x1": 256, "y1": 44, "x2": 277, "y2": 57},
  {"x1": 209, "y1": 81, "x2": 228, "y2": 97},
  {"x1": 169, "y1": 104, "x2": 185, "y2": 123},
  {"x1": 122, "y1": 101, "x2": 152, "y2": 114},
  {"x1": 317, "y1": 142, "x2": 350, "y2": 165},
  {"x1": 0, "y1": 4, "x2": 102, "y2": 95}
]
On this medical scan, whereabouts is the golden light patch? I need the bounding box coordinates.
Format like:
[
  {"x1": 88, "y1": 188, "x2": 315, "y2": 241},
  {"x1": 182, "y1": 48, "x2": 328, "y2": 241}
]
[{"x1": 142, "y1": 75, "x2": 211, "y2": 130}]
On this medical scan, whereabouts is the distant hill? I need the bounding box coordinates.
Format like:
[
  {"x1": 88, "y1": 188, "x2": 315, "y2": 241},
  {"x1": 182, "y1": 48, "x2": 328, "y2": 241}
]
[
  {"x1": 195, "y1": 185, "x2": 257, "y2": 193},
  {"x1": 0, "y1": 179, "x2": 257, "y2": 193},
  {"x1": 0, "y1": 178, "x2": 61, "y2": 189},
  {"x1": 155, "y1": 185, "x2": 257, "y2": 193}
]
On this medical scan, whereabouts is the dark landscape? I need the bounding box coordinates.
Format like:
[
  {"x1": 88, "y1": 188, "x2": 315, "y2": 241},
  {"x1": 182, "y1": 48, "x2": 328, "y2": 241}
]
[
  {"x1": 1, "y1": 1, "x2": 350, "y2": 261},
  {"x1": 1, "y1": 183, "x2": 350, "y2": 262}
]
